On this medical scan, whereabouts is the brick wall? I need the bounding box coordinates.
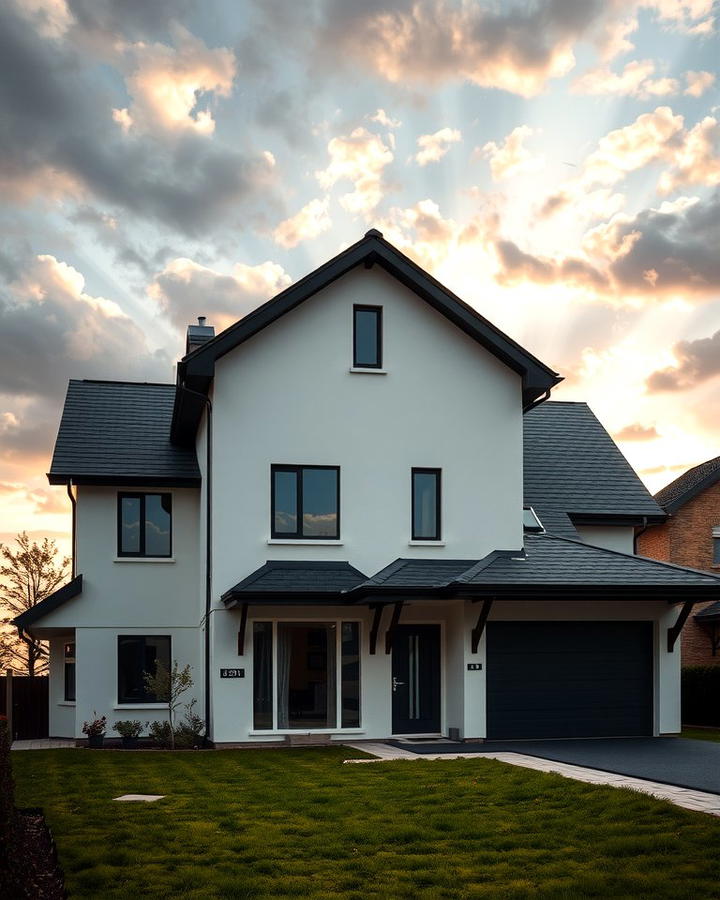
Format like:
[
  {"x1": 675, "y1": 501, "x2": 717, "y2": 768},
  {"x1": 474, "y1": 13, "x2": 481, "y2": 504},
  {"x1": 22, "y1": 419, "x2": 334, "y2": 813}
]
[{"x1": 637, "y1": 482, "x2": 720, "y2": 666}]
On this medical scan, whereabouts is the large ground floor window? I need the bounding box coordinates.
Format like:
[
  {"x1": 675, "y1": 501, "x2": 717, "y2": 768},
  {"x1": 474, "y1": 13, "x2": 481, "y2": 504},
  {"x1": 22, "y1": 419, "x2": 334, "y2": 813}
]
[{"x1": 253, "y1": 621, "x2": 360, "y2": 730}]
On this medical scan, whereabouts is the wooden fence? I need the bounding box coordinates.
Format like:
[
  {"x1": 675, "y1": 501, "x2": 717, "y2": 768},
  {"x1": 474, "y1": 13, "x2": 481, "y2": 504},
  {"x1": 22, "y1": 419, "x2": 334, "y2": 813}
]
[{"x1": 0, "y1": 672, "x2": 49, "y2": 740}]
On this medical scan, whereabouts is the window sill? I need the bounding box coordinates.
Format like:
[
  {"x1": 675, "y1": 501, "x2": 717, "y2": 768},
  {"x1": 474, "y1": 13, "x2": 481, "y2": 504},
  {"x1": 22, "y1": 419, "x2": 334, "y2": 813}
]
[
  {"x1": 57, "y1": 701, "x2": 76, "y2": 707},
  {"x1": 267, "y1": 539, "x2": 344, "y2": 546},
  {"x1": 113, "y1": 557, "x2": 175, "y2": 564},
  {"x1": 113, "y1": 703, "x2": 169, "y2": 710},
  {"x1": 248, "y1": 728, "x2": 365, "y2": 736},
  {"x1": 408, "y1": 540, "x2": 445, "y2": 547},
  {"x1": 348, "y1": 367, "x2": 387, "y2": 375}
]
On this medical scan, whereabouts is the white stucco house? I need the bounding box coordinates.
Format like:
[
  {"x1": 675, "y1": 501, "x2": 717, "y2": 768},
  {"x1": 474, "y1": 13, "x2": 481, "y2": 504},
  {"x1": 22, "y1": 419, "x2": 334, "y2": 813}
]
[{"x1": 15, "y1": 229, "x2": 720, "y2": 744}]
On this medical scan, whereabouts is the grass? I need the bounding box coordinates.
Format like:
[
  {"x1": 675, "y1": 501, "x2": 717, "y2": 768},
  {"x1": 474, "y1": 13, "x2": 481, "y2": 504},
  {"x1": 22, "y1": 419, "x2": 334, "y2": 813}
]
[
  {"x1": 682, "y1": 727, "x2": 720, "y2": 743},
  {"x1": 12, "y1": 747, "x2": 720, "y2": 899}
]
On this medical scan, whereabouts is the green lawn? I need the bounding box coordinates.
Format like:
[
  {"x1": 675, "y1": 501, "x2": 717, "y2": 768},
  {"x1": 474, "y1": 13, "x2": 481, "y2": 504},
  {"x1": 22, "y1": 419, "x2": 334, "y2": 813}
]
[
  {"x1": 12, "y1": 747, "x2": 720, "y2": 899},
  {"x1": 682, "y1": 727, "x2": 720, "y2": 743}
]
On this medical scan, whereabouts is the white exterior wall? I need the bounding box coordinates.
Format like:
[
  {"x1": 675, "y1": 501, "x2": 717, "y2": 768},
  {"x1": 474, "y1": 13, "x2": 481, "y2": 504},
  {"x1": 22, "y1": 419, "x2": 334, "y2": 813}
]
[
  {"x1": 576, "y1": 525, "x2": 635, "y2": 554},
  {"x1": 39, "y1": 486, "x2": 203, "y2": 737}
]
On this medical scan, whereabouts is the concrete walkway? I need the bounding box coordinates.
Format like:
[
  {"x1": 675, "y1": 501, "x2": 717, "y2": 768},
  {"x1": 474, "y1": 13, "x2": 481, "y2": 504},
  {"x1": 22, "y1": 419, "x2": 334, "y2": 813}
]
[
  {"x1": 344, "y1": 742, "x2": 720, "y2": 817},
  {"x1": 11, "y1": 739, "x2": 75, "y2": 750}
]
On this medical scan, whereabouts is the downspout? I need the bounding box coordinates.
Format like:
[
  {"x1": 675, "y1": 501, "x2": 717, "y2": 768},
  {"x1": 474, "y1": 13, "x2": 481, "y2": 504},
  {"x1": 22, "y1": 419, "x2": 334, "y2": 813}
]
[
  {"x1": 66, "y1": 480, "x2": 77, "y2": 578},
  {"x1": 523, "y1": 388, "x2": 552, "y2": 414},
  {"x1": 633, "y1": 515, "x2": 649, "y2": 555},
  {"x1": 180, "y1": 385, "x2": 213, "y2": 744}
]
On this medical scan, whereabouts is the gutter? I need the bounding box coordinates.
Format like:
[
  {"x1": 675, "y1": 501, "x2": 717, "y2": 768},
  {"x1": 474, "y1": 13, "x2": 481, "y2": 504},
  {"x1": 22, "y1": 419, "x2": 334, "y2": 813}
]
[
  {"x1": 179, "y1": 383, "x2": 213, "y2": 745},
  {"x1": 67, "y1": 481, "x2": 77, "y2": 579}
]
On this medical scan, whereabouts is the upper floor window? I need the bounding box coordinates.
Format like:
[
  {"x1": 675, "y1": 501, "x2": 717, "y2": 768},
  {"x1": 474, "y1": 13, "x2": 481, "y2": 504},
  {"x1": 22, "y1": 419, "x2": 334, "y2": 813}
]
[
  {"x1": 713, "y1": 526, "x2": 720, "y2": 564},
  {"x1": 118, "y1": 493, "x2": 172, "y2": 558},
  {"x1": 117, "y1": 635, "x2": 171, "y2": 704},
  {"x1": 353, "y1": 305, "x2": 382, "y2": 368},
  {"x1": 272, "y1": 465, "x2": 340, "y2": 539},
  {"x1": 412, "y1": 468, "x2": 441, "y2": 540}
]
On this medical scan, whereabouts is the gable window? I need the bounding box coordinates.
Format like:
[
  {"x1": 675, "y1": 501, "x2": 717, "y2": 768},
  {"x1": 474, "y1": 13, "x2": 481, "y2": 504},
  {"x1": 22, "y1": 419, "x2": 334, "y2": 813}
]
[
  {"x1": 353, "y1": 305, "x2": 382, "y2": 368},
  {"x1": 64, "y1": 642, "x2": 76, "y2": 702},
  {"x1": 412, "y1": 468, "x2": 441, "y2": 540},
  {"x1": 118, "y1": 493, "x2": 172, "y2": 557},
  {"x1": 713, "y1": 527, "x2": 720, "y2": 564},
  {"x1": 271, "y1": 465, "x2": 340, "y2": 539},
  {"x1": 117, "y1": 636, "x2": 171, "y2": 704}
]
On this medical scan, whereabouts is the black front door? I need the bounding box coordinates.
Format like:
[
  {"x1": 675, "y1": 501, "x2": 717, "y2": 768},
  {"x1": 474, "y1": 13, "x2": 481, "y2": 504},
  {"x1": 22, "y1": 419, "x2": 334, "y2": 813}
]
[{"x1": 392, "y1": 624, "x2": 441, "y2": 734}]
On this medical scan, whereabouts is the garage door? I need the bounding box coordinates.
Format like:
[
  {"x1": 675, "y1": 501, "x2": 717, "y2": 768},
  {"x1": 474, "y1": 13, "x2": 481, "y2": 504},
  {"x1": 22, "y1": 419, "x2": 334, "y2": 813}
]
[{"x1": 486, "y1": 621, "x2": 653, "y2": 740}]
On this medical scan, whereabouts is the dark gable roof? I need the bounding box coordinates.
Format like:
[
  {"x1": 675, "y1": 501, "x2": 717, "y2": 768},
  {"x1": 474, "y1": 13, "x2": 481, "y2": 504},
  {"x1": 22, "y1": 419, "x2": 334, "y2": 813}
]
[
  {"x1": 695, "y1": 601, "x2": 720, "y2": 621},
  {"x1": 222, "y1": 560, "x2": 367, "y2": 605},
  {"x1": 13, "y1": 574, "x2": 83, "y2": 630},
  {"x1": 171, "y1": 229, "x2": 562, "y2": 444},
  {"x1": 524, "y1": 401, "x2": 665, "y2": 537},
  {"x1": 358, "y1": 558, "x2": 479, "y2": 591},
  {"x1": 654, "y1": 455, "x2": 720, "y2": 514},
  {"x1": 48, "y1": 380, "x2": 201, "y2": 487}
]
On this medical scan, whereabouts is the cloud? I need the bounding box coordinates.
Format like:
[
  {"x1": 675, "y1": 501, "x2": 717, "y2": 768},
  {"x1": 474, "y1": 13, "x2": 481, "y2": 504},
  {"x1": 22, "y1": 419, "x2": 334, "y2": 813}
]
[
  {"x1": 310, "y1": 0, "x2": 628, "y2": 97},
  {"x1": 272, "y1": 198, "x2": 332, "y2": 249},
  {"x1": 0, "y1": 7, "x2": 276, "y2": 233},
  {"x1": 494, "y1": 240, "x2": 609, "y2": 290},
  {"x1": 480, "y1": 125, "x2": 544, "y2": 181},
  {"x1": 149, "y1": 257, "x2": 291, "y2": 332},
  {"x1": 644, "y1": 0, "x2": 715, "y2": 33},
  {"x1": 684, "y1": 70, "x2": 715, "y2": 96},
  {"x1": 657, "y1": 115, "x2": 720, "y2": 194},
  {"x1": 113, "y1": 26, "x2": 236, "y2": 136},
  {"x1": 646, "y1": 328, "x2": 720, "y2": 391},
  {"x1": 414, "y1": 127, "x2": 461, "y2": 166},
  {"x1": 368, "y1": 109, "x2": 401, "y2": 128},
  {"x1": 613, "y1": 423, "x2": 659, "y2": 440},
  {"x1": 571, "y1": 59, "x2": 680, "y2": 97},
  {"x1": 11, "y1": 0, "x2": 73, "y2": 38},
  {"x1": 316, "y1": 126, "x2": 393, "y2": 215}
]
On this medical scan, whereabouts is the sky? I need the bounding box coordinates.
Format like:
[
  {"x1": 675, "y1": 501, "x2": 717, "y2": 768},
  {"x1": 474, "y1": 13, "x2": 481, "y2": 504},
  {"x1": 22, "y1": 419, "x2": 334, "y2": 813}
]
[{"x1": 1, "y1": 0, "x2": 719, "y2": 557}]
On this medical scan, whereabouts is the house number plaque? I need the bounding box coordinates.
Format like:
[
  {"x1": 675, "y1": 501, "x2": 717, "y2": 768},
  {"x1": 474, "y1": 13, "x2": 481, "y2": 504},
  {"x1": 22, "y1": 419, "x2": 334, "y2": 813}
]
[{"x1": 220, "y1": 668, "x2": 245, "y2": 678}]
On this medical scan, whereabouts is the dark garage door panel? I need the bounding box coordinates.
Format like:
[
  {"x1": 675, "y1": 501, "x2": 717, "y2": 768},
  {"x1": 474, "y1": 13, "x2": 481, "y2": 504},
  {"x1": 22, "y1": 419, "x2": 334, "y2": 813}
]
[{"x1": 487, "y1": 622, "x2": 653, "y2": 740}]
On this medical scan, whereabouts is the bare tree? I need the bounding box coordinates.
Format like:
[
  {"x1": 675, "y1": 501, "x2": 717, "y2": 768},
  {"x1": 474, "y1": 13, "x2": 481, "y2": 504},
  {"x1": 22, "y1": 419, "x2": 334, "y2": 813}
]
[{"x1": 0, "y1": 533, "x2": 69, "y2": 676}]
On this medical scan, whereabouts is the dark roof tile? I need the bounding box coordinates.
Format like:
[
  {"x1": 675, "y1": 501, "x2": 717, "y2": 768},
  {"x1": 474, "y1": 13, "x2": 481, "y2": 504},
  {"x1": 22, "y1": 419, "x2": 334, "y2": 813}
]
[{"x1": 654, "y1": 456, "x2": 720, "y2": 513}]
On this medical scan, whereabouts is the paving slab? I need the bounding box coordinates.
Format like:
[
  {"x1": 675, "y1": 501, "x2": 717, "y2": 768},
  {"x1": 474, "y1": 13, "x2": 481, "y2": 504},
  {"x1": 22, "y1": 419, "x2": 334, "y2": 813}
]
[{"x1": 113, "y1": 795, "x2": 165, "y2": 802}]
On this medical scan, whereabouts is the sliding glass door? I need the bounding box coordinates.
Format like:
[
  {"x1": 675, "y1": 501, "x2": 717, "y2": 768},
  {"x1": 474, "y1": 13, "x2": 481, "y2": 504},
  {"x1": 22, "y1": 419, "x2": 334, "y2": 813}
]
[{"x1": 253, "y1": 620, "x2": 360, "y2": 730}]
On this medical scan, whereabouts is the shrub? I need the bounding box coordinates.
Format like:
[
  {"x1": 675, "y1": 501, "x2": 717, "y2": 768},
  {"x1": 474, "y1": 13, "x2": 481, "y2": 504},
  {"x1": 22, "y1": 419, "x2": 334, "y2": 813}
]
[
  {"x1": 148, "y1": 720, "x2": 172, "y2": 748},
  {"x1": 82, "y1": 712, "x2": 107, "y2": 737},
  {"x1": 682, "y1": 666, "x2": 720, "y2": 726},
  {"x1": 113, "y1": 720, "x2": 143, "y2": 739}
]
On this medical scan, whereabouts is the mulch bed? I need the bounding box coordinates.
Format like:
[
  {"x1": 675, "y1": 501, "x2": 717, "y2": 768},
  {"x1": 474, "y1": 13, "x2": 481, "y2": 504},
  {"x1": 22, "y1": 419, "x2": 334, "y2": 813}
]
[{"x1": 8, "y1": 808, "x2": 65, "y2": 899}]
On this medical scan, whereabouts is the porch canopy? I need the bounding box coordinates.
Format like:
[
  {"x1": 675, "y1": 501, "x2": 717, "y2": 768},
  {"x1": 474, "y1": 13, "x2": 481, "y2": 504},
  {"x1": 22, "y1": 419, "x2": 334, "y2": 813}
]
[{"x1": 221, "y1": 535, "x2": 720, "y2": 655}]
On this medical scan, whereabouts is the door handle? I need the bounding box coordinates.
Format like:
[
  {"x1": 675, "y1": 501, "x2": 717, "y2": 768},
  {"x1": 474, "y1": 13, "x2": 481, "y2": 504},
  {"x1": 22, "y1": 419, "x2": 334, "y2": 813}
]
[{"x1": 392, "y1": 677, "x2": 406, "y2": 692}]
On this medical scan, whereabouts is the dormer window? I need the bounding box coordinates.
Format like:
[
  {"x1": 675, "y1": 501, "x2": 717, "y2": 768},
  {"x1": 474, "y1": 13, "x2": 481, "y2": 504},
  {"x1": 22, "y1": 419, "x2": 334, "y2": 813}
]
[{"x1": 353, "y1": 305, "x2": 382, "y2": 369}]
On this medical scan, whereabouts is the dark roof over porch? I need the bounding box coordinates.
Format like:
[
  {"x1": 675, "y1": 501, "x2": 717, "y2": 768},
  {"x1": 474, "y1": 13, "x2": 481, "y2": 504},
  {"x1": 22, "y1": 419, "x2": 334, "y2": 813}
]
[
  {"x1": 12, "y1": 575, "x2": 83, "y2": 631},
  {"x1": 221, "y1": 561, "x2": 367, "y2": 605}
]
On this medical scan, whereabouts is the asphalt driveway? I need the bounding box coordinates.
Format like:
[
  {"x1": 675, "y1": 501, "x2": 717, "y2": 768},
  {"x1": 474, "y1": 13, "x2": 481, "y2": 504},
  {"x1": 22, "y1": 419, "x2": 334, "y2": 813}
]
[{"x1": 391, "y1": 737, "x2": 720, "y2": 794}]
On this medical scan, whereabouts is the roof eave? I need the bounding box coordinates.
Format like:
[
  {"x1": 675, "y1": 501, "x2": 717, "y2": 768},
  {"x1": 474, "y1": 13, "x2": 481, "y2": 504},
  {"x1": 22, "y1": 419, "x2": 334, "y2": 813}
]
[
  {"x1": 13, "y1": 574, "x2": 83, "y2": 631},
  {"x1": 47, "y1": 473, "x2": 201, "y2": 488}
]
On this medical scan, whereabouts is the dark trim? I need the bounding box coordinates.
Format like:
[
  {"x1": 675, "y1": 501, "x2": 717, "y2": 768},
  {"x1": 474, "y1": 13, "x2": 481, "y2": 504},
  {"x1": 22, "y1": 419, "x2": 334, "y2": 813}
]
[
  {"x1": 369, "y1": 605, "x2": 383, "y2": 655},
  {"x1": 171, "y1": 230, "x2": 562, "y2": 443},
  {"x1": 237, "y1": 603, "x2": 249, "y2": 655},
  {"x1": 667, "y1": 600, "x2": 696, "y2": 652},
  {"x1": 411, "y1": 468, "x2": 441, "y2": 541},
  {"x1": 12, "y1": 574, "x2": 83, "y2": 631},
  {"x1": 471, "y1": 598, "x2": 494, "y2": 653},
  {"x1": 270, "y1": 465, "x2": 340, "y2": 540},
  {"x1": 117, "y1": 492, "x2": 172, "y2": 558},
  {"x1": 570, "y1": 513, "x2": 666, "y2": 527},
  {"x1": 48, "y1": 473, "x2": 200, "y2": 487},
  {"x1": 385, "y1": 601, "x2": 404, "y2": 654},
  {"x1": 64, "y1": 640, "x2": 76, "y2": 702},
  {"x1": 460, "y1": 584, "x2": 718, "y2": 602},
  {"x1": 353, "y1": 304, "x2": 383, "y2": 368},
  {"x1": 225, "y1": 593, "x2": 355, "y2": 606},
  {"x1": 66, "y1": 482, "x2": 76, "y2": 579},
  {"x1": 117, "y1": 634, "x2": 171, "y2": 704}
]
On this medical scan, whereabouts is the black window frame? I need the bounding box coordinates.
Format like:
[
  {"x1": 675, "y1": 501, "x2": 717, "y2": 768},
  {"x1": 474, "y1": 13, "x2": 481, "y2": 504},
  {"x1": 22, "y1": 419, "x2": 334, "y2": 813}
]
[
  {"x1": 117, "y1": 492, "x2": 173, "y2": 558},
  {"x1": 411, "y1": 468, "x2": 442, "y2": 541},
  {"x1": 353, "y1": 305, "x2": 383, "y2": 369},
  {"x1": 64, "y1": 641, "x2": 76, "y2": 702},
  {"x1": 117, "y1": 635, "x2": 171, "y2": 704},
  {"x1": 271, "y1": 465, "x2": 341, "y2": 540}
]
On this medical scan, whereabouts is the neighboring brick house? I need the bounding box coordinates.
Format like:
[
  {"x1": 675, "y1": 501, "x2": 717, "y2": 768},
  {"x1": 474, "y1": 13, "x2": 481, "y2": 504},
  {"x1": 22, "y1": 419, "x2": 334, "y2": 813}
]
[{"x1": 637, "y1": 456, "x2": 720, "y2": 665}]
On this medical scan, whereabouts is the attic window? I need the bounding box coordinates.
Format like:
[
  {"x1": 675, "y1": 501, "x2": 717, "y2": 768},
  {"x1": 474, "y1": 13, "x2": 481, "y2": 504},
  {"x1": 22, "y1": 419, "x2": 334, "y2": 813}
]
[
  {"x1": 353, "y1": 305, "x2": 382, "y2": 368},
  {"x1": 523, "y1": 507, "x2": 544, "y2": 533}
]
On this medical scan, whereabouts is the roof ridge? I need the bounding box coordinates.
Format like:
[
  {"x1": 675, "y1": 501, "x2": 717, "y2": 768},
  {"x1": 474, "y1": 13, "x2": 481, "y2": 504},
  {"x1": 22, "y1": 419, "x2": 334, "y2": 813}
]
[{"x1": 76, "y1": 379, "x2": 175, "y2": 387}]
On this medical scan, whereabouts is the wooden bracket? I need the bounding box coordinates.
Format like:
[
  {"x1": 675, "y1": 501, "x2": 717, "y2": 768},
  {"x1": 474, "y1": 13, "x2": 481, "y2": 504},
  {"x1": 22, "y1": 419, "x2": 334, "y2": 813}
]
[
  {"x1": 237, "y1": 603, "x2": 249, "y2": 655},
  {"x1": 385, "y1": 601, "x2": 404, "y2": 655},
  {"x1": 667, "y1": 599, "x2": 694, "y2": 653},
  {"x1": 369, "y1": 605, "x2": 384, "y2": 655},
  {"x1": 471, "y1": 598, "x2": 494, "y2": 653}
]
